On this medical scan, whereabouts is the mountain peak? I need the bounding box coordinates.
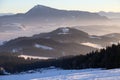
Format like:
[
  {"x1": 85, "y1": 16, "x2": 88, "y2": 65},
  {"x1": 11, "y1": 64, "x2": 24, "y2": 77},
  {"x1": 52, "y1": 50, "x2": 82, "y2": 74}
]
[
  {"x1": 25, "y1": 4, "x2": 58, "y2": 16},
  {"x1": 30, "y1": 4, "x2": 54, "y2": 10},
  {"x1": 33, "y1": 5, "x2": 49, "y2": 9},
  {"x1": 50, "y1": 27, "x2": 89, "y2": 37}
]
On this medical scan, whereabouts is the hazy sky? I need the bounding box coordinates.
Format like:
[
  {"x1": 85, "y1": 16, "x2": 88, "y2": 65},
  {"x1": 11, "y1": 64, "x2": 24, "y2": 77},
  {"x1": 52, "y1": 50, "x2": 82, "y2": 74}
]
[{"x1": 0, "y1": 0, "x2": 120, "y2": 13}]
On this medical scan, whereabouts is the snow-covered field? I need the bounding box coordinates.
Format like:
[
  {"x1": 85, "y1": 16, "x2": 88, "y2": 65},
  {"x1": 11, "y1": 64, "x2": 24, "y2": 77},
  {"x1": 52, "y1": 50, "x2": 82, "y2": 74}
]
[
  {"x1": 81, "y1": 42, "x2": 103, "y2": 49},
  {"x1": 18, "y1": 55, "x2": 51, "y2": 60},
  {"x1": 1, "y1": 68, "x2": 120, "y2": 80}
]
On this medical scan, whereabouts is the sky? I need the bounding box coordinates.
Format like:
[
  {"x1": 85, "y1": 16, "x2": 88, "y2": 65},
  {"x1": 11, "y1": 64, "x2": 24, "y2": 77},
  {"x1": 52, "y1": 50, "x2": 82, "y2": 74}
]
[{"x1": 0, "y1": 0, "x2": 120, "y2": 13}]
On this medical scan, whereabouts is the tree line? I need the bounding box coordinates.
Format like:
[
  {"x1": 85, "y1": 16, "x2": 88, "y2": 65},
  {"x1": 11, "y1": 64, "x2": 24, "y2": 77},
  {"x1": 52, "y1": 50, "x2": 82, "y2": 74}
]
[{"x1": 1, "y1": 44, "x2": 120, "y2": 75}]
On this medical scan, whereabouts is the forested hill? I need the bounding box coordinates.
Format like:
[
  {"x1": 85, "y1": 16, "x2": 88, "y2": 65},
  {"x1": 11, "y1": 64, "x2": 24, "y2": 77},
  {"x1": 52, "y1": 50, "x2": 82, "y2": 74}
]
[
  {"x1": 1, "y1": 44, "x2": 120, "y2": 74},
  {"x1": 58, "y1": 44, "x2": 120, "y2": 69}
]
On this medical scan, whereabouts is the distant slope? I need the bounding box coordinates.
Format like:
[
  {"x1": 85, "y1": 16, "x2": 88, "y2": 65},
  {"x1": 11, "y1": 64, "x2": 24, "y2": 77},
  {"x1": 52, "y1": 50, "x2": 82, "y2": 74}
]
[
  {"x1": 0, "y1": 27, "x2": 120, "y2": 57},
  {"x1": 0, "y1": 37, "x2": 96, "y2": 57},
  {"x1": 0, "y1": 27, "x2": 97, "y2": 57},
  {"x1": 0, "y1": 5, "x2": 108, "y2": 30},
  {"x1": 25, "y1": 5, "x2": 107, "y2": 20},
  {"x1": 1, "y1": 39, "x2": 120, "y2": 74},
  {"x1": 99, "y1": 11, "x2": 120, "y2": 19}
]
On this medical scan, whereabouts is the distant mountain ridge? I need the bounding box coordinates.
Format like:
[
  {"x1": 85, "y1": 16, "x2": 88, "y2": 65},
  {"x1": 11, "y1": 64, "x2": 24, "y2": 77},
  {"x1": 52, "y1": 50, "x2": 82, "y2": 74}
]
[
  {"x1": 0, "y1": 28, "x2": 96, "y2": 57},
  {"x1": 0, "y1": 5, "x2": 108, "y2": 28},
  {"x1": 0, "y1": 27, "x2": 120, "y2": 58},
  {"x1": 99, "y1": 11, "x2": 120, "y2": 19},
  {"x1": 25, "y1": 5, "x2": 107, "y2": 20}
]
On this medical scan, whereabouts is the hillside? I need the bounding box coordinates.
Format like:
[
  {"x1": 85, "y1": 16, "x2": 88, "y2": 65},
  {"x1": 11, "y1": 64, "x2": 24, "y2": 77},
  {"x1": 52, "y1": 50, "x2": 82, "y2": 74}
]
[
  {"x1": 1, "y1": 43, "x2": 120, "y2": 74},
  {"x1": 0, "y1": 27, "x2": 120, "y2": 57}
]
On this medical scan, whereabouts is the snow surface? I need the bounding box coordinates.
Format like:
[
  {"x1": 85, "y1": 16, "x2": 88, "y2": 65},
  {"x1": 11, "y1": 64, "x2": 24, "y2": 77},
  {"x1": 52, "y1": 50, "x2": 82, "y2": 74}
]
[
  {"x1": 18, "y1": 55, "x2": 51, "y2": 60},
  {"x1": 34, "y1": 44, "x2": 54, "y2": 50},
  {"x1": 1, "y1": 68, "x2": 120, "y2": 80},
  {"x1": 12, "y1": 48, "x2": 22, "y2": 53},
  {"x1": 61, "y1": 28, "x2": 69, "y2": 33},
  {"x1": 89, "y1": 35, "x2": 101, "y2": 39},
  {"x1": 58, "y1": 28, "x2": 70, "y2": 35},
  {"x1": 106, "y1": 34, "x2": 115, "y2": 38},
  {"x1": 12, "y1": 49, "x2": 18, "y2": 53},
  {"x1": 0, "y1": 41, "x2": 3, "y2": 46},
  {"x1": 81, "y1": 42, "x2": 103, "y2": 49}
]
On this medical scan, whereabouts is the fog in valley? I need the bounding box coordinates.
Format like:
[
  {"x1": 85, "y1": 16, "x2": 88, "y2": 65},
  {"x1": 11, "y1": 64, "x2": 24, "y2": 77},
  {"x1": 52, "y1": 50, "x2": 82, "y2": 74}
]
[{"x1": 0, "y1": 18, "x2": 120, "y2": 44}]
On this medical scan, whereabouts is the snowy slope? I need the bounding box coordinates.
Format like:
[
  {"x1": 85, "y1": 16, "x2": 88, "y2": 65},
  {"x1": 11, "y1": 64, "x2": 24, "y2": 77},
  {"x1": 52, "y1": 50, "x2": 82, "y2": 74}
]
[
  {"x1": 81, "y1": 42, "x2": 103, "y2": 49},
  {"x1": 18, "y1": 55, "x2": 51, "y2": 60},
  {"x1": 34, "y1": 44, "x2": 54, "y2": 50},
  {"x1": 1, "y1": 68, "x2": 120, "y2": 80},
  {"x1": 0, "y1": 41, "x2": 3, "y2": 46}
]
